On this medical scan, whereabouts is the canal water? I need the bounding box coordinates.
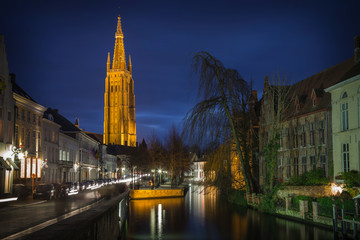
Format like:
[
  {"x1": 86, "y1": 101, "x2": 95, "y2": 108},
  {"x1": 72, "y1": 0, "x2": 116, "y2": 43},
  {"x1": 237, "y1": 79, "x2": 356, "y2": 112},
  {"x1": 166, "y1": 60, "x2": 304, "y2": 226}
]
[{"x1": 126, "y1": 185, "x2": 334, "y2": 240}]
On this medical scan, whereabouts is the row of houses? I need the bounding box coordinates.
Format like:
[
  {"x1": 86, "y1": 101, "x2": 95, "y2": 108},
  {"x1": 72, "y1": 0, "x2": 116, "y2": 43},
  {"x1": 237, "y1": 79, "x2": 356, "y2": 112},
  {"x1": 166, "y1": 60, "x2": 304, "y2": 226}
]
[
  {"x1": 256, "y1": 36, "x2": 360, "y2": 187},
  {"x1": 0, "y1": 35, "x2": 134, "y2": 197}
]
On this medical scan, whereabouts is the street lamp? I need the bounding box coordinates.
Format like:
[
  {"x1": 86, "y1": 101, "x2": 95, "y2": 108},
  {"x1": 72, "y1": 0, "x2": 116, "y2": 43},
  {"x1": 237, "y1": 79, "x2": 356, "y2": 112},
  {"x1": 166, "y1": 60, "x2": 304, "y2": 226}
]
[{"x1": 73, "y1": 162, "x2": 80, "y2": 183}]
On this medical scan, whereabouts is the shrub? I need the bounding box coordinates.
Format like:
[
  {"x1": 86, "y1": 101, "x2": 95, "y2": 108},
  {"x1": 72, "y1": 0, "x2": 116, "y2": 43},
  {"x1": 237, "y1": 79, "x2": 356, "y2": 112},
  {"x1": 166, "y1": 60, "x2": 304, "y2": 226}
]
[
  {"x1": 342, "y1": 170, "x2": 360, "y2": 188},
  {"x1": 293, "y1": 195, "x2": 314, "y2": 212},
  {"x1": 283, "y1": 168, "x2": 329, "y2": 186},
  {"x1": 228, "y1": 190, "x2": 247, "y2": 206},
  {"x1": 316, "y1": 196, "x2": 355, "y2": 217},
  {"x1": 305, "y1": 168, "x2": 329, "y2": 185}
]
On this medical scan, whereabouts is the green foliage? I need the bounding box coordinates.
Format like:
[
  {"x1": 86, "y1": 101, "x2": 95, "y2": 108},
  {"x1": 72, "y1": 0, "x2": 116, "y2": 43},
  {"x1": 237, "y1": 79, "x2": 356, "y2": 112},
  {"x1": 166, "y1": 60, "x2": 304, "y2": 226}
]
[
  {"x1": 228, "y1": 190, "x2": 247, "y2": 207},
  {"x1": 341, "y1": 170, "x2": 360, "y2": 188},
  {"x1": 284, "y1": 168, "x2": 329, "y2": 186},
  {"x1": 293, "y1": 195, "x2": 313, "y2": 212},
  {"x1": 258, "y1": 185, "x2": 281, "y2": 213},
  {"x1": 263, "y1": 134, "x2": 280, "y2": 191},
  {"x1": 305, "y1": 168, "x2": 329, "y2": 185},
  {"x1": 316, "y1": 196, "x2": 355, "y2": 217}
]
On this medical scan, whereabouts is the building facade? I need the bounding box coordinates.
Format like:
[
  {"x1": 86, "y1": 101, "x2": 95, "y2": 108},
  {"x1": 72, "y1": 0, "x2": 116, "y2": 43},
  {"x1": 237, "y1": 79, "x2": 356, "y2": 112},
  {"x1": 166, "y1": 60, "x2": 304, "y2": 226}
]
[
  {"x1": 13, "y1": 82, "x2": 46, "y2": 186},
  {"x1": 42, "y1": 111, "x2": 60, "y2": 183},
  {"x1": 325, "y1": 44, "x2": 360, "y2": 180},
  {"x1": 0, "y1": 35, "x2": 16, "y2": 196},
  {"x1": 259, "y1": 39, "x2": 359, "y2": 186},
  {"x1": 103, "y1": 15, "x2": 136, "y2": 146}
]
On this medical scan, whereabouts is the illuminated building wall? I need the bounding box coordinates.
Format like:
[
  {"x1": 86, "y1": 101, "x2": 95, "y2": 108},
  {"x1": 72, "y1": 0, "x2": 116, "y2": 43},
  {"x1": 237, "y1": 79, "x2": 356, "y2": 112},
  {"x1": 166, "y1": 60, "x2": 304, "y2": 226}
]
[
  {"x1": 103, "y1": 15, "x2": 136, "y2": 147},
  {"x1": 0, "y1": 35, "x2": 15, "y2": 195},
  {"x1": 13, "y1": 85, "x2": 46, "y2": 184}
]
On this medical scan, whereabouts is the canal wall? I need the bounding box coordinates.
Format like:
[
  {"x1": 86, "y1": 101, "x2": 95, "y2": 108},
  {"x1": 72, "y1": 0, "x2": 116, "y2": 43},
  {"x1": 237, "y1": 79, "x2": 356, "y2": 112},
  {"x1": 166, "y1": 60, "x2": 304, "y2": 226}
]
[
  {"x1": 130, "y1": 189, "x2": 184, "y2": 199},
  {"x1": 24, "y1": 190, "x2": 130, "y2": 240},
  {"x1": 277, "y1": 185, "x2": 332, "y2": 198}
]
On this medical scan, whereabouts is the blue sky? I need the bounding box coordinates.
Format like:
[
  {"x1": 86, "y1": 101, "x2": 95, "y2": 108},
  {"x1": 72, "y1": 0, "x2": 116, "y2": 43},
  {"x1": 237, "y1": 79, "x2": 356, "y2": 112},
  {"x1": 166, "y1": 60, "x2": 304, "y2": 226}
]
[{"x1": 1, "y1": 0, "x2": 359, "y2": 142}]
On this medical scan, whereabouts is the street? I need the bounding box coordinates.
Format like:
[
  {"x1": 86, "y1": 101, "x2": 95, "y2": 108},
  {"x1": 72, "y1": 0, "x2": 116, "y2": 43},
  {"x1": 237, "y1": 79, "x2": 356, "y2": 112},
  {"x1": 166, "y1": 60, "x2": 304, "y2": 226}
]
[{"x1": 0, "y1": 186, "x2": 113, "y2": 239}]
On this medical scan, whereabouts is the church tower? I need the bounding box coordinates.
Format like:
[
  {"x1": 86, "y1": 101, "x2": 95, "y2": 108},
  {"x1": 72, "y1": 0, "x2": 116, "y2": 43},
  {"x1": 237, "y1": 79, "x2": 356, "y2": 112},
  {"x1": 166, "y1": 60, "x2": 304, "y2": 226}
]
[{"x1": 103, "y1": 15, "x2": 136, "y2": 146}]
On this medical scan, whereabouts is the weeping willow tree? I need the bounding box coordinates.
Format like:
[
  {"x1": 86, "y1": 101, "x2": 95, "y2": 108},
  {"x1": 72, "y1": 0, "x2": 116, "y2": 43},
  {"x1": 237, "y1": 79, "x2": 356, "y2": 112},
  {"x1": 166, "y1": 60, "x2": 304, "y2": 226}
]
[
  {"x1": 203, "y1": 142, "x2": 233, "y2": 196},
  {"x1": 183, "y1": 51, "x2": 256, "y2": 193}
]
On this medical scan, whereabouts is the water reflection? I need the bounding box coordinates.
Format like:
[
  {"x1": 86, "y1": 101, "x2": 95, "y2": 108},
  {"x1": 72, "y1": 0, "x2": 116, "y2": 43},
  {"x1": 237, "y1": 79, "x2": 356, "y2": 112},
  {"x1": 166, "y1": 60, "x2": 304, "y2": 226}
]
[{"x1": 126, "y1": 186, "x2": 333, "y2": 240}]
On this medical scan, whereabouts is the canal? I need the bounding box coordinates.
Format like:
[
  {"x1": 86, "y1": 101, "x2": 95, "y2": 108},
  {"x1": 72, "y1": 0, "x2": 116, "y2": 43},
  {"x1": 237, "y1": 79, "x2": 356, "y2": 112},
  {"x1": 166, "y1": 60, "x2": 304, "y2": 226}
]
[{"x1": 125, "y1": 185, "x2": 334, "y2": 240}]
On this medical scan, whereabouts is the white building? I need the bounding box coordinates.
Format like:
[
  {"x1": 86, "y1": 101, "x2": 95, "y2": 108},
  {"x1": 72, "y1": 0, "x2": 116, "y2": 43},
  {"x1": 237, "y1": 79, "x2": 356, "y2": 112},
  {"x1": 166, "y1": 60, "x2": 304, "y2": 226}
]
[
  {"x1": 42, "y1": 111, "x2": 60, "y2": 183},
  {"x1": 325, "y1": 41, "x2": 360, "y2": 180}
]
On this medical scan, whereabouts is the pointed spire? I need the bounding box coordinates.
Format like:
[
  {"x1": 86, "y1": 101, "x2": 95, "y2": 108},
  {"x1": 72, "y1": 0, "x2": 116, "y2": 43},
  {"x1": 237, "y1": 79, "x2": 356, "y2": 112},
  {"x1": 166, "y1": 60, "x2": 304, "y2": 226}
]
[
  {"x1": 112, "y1": 15, "x2": 126, "y2": 70},
  {"x1": 128, "y1": 55, "x2": 132, "y2": 73},
  {"x1": 115, "y1": 15, "x2": 123, "y2": 38},
  {"x1": 107, "y1": 52, "x2": 111, "y2": 72},
  {"x1": 75, "y1": 117, "x2": 79, "y2": 128}
]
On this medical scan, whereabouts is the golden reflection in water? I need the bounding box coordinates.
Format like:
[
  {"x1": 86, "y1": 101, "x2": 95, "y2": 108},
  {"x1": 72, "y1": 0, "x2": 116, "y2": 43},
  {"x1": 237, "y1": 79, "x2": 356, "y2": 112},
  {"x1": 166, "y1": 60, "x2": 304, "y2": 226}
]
[
  {"x1": 129, "y1": 197, "x2": 185, "y2": 239},
  {"x1": 128, "y1": 186, "x2": 334, "y2": 240}
]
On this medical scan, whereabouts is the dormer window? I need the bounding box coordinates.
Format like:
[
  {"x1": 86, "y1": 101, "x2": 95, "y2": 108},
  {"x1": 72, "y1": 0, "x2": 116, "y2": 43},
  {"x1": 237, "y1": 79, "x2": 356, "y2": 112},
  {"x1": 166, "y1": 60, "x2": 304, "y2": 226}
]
[
  {"x1": 296, "y1": 104, "x2": 300, "y2": 112},
  {"x1": 311, "y1": 89, "x2": 318, "y2": 107}
]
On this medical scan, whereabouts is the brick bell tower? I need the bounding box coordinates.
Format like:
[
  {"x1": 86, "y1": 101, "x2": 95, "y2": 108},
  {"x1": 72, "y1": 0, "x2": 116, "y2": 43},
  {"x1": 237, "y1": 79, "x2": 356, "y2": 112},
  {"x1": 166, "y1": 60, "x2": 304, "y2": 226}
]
[{"x1": 103, "y1": 15, "x2": 136, "y2": 146}]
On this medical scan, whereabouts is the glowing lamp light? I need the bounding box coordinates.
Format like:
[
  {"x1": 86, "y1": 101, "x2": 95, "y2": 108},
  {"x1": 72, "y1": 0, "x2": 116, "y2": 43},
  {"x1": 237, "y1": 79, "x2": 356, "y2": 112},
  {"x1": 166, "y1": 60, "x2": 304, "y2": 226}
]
[{"x1": 331, "y1": 183, "x2": 343, "y2": 195}]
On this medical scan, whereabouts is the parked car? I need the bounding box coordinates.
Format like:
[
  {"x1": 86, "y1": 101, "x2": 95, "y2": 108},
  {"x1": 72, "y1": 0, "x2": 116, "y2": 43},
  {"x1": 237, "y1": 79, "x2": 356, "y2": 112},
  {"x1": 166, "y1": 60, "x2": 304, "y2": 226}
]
[
  {"x1": 61, "y1": 182, "x2": 79, "y2": 197},
  {"x1": 79, "y1": 181, "x2": 87, "y2": 191},
  {"x1": 33, "y1": 184, "x2": 56, "y2": 200},
  {"x1": 96, "y1": 179, "x2": 104, "y2": 187}
]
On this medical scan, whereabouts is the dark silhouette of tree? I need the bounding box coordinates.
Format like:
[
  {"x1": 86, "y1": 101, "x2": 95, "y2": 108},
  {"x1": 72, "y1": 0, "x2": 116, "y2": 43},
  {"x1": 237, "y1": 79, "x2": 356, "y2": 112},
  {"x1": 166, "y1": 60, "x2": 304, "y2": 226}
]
[
  {"x1": 183, "y1": 51, "x2": 256, "y2": 193},
  {"x1": 164, "y1": 126, "x2": 190, "y2": 188}
]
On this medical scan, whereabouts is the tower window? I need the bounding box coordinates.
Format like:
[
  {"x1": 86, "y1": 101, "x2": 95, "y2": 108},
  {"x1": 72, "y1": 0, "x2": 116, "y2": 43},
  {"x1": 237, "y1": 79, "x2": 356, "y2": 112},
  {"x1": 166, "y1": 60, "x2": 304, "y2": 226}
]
[{"x1": 111, "y1": 86, "x2": 113, "y2": 92}]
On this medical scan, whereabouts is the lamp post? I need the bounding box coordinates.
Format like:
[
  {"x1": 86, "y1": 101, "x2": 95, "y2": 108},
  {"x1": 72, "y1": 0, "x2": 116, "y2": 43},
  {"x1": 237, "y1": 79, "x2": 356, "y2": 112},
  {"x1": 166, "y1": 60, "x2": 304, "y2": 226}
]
[{"x1": 158, "y1": 169, "x2": 162, "y2": 186}]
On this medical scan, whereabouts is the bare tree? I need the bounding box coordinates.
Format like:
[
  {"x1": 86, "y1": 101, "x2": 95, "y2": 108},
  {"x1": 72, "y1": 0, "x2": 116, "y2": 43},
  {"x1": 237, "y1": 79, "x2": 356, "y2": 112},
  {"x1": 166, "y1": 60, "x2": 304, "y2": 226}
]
[
  {"x1": 165, "y1": 126, "x2": 190, "y2": 188},
  {"x1": 183, "y1": 51, "x2": 256, "y2": 193}
]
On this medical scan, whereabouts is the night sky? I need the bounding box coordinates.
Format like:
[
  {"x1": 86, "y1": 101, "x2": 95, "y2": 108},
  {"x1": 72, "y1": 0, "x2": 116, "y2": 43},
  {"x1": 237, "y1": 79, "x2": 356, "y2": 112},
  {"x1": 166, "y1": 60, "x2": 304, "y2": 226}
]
[{"x1": 1, "y1": 0, "x2": 359, "y2": 143}]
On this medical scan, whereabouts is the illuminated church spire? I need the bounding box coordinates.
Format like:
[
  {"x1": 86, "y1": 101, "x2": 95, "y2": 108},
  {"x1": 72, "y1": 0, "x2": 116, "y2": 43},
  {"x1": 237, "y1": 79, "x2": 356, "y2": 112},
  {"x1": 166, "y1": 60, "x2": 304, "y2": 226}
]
[
  {"x1": 104, "y1": 15, "x2": 136, "y2": 147},
  {"x1": 112, "y1": 15, "x2": 126, "y2": 70}
]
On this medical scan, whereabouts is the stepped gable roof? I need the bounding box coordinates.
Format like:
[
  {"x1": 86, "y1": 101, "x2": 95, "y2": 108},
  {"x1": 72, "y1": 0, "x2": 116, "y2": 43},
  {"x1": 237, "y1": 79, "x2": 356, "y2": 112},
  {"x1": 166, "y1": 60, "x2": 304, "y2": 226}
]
[
  {"x1": 84, "y1": 131, "x2": 103, "y2": 144},
  {"x1": 107, "y1": 144, "x2": 137, "y2": 156},
  {"x1": 44, "y1": 108, "x2": 81, "y2": 132},
  {"x1": 285, "y1": 58, "x2": 355, "y2": 119},
  {"x1": 12, "y1": 82, "x2": 37, "y2": 103}
]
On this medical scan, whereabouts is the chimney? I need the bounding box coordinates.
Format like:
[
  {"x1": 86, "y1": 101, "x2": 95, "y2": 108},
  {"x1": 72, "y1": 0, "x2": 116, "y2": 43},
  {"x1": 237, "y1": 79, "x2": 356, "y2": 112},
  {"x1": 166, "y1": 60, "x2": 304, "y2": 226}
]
[{"x1": 355, "y1": 36, "x2": 360, "y2": 63}]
